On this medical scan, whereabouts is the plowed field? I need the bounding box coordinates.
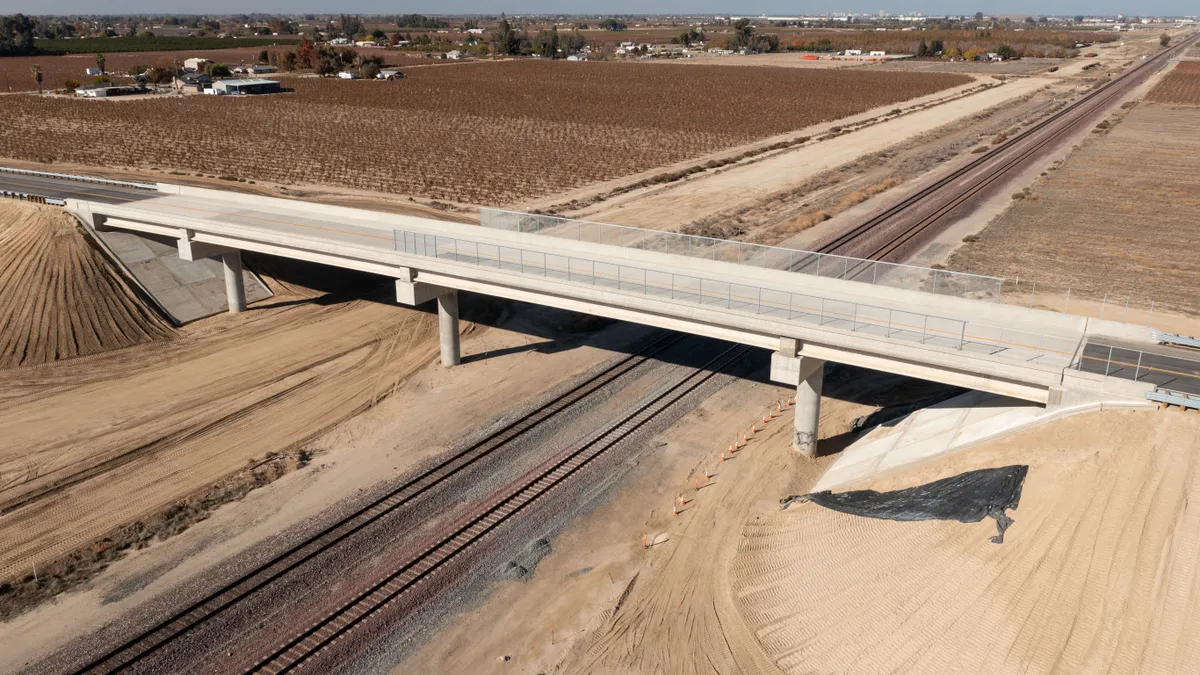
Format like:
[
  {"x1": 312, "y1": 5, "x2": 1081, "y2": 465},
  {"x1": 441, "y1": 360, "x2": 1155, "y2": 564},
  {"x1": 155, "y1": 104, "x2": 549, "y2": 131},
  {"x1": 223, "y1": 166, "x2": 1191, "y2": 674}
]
[
  {"x1": 0, "y1": 62, "x2": 970, "y2": 205},
  {"x1": 1147, "y1": 61, "x2": 1200, "y2": 105}
]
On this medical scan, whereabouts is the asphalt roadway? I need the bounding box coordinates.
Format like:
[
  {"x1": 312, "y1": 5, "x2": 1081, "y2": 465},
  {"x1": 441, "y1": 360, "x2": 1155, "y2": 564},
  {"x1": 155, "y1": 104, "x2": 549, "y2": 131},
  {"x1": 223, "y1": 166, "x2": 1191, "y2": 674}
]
[
  {"x1": 1079, "y1": 338, "x2": 1200, "y2": 396},
  {"x1": 0, "y1": 171, "x2": 153, "y2": 204}
]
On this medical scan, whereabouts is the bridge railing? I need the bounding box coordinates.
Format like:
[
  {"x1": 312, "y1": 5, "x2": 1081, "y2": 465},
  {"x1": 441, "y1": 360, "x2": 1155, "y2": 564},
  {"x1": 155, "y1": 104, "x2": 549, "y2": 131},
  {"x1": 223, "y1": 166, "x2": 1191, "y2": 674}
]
[
  {"x1": 393, "y1": 227, "x2": 1077, "y2": 370},
  {"x1": 479, "y1": 208, "x2": 1005, "y2": 302}
]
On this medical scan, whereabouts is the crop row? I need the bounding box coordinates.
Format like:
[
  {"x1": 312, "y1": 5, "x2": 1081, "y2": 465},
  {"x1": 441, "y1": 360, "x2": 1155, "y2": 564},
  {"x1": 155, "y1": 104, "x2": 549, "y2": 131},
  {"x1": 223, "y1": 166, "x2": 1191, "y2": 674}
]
[
  {"x1": 1147, "y1": 61, "x2": 1200, "y2": 105},
  {"x1": 0, "y1": 61, "x2": 970, "y2": 205}
]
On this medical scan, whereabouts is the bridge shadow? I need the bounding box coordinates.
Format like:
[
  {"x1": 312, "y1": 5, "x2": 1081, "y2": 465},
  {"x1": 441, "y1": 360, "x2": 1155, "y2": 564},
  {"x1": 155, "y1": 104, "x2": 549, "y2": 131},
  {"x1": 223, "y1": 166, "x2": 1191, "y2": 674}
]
[{"x1": 240, "y1": 254, "x2": 967, "y2": 436}]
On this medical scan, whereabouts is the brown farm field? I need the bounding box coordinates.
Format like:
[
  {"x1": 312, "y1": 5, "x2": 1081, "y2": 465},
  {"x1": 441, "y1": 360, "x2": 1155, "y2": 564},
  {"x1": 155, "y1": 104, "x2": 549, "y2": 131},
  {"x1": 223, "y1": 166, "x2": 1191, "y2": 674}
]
[
  {"x1": 1146, "y1": 61, "x2": 1200, "y2": 105},
  {"x1": 0, "y1": 61, "x2": 970, "y2": 205}
]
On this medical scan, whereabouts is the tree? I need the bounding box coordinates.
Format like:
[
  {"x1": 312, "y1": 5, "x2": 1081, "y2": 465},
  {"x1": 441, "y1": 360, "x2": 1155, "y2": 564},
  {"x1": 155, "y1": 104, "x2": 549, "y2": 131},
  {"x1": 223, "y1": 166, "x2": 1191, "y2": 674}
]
[
  {"x1": 533, "y1": 25, "x2": 560, "y2": 58},
  {"x1": 63, "y1": 78, "x2": 80, "y2": 92},
  {"x1": 315, "y1": 47, "x2": 340, "y2": 76},
  {"x1": 598, "y1": 17, "x2": 627, "y2": 31},
  {"x1": 339, "y1": 14, "x2": 364, "y2": 39},
  {"x1": 204, "y1": 62, "x2": 231, "y2": 77},
  {"x1": 995, "y1": 44, "x2": 1018, "y2": 60},
  {"x1": 917, "y1": 39, "x2": 929, "y2": 57},
  {"x1": 1024, "y1": 16, "x2": 1035, "y2": 25},
  {"x1": 339, "y1": 48, "x2": 358, "y2": 66},
  {"x1": 493, "y1": 14, "x2": 522, "y2": 55},
  {"x1": 296, "y1": 38, "x2": 316, "y2": 69},
  {"x1": 975, "y1": 11, "x2": 984, "y2": 21},
  {"x1": 360, "y1": 61, "x2": 380, "y2": 79},
  {"x1": 29, "y1": 64, "x2": 41, "y2": 93},
  {"x1": 1074, "y1": 15, "x2": 1084, "y2": 23},
  {"x1": 1161, "y1": 33, "x2": 1171, "y2": 47},
  {"x1": 1, "y1": 13, "x2": 38, "y2": 56},
  {"x1": 280, "y1": 51, "x2": 297, "y2": 71},
  {"x1": 95, "y1": 53, "x2": 106, "y2": 74},
  {"x1": 371, "y1": 28, "x2": 386, "y2": 42},
  {"x1": 565, "y1": 29, "x2": 587, "y2": 54},
  {"x1": 92, "y1": 74, "x2": 110, "y2": 85},
  {"x1": 258, "y1": 49, "x2": 270, "y2": 64}
]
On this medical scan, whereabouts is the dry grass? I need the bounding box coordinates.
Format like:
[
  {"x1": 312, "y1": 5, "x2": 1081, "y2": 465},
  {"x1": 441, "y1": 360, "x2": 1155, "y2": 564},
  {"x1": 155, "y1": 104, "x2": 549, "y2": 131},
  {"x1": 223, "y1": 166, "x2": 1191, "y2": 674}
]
[
  {"x1": 1146, "y1": 61, "x2": 1200, "y2": 105},
  {"x1": 947, "y1": 103, "x2": 1200, "y2": 315},
  {"x1": 0, "y1": 61, "x2": 969, "y2": 205}
]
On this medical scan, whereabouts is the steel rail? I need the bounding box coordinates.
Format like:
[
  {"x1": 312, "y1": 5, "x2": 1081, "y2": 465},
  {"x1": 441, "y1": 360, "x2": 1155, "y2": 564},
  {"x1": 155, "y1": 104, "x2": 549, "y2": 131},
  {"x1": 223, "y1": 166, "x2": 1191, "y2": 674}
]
[
  {"x1": 73, "y1": 331, "x2": 685, "y2": 674},
  {"x1": 246, "y1": 343, "x2": 750, "y2": 674}
]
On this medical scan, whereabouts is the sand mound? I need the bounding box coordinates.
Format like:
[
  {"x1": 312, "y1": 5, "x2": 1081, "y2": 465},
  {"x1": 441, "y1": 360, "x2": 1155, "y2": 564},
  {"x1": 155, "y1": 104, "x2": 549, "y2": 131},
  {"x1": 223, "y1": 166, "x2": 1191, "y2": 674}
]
[
  {"x1": 733, "y1": 409, "x2": 1200, "y2": 674},
  {"x1": 0, "y1": 201, "x2": 172, "y2": 369}
]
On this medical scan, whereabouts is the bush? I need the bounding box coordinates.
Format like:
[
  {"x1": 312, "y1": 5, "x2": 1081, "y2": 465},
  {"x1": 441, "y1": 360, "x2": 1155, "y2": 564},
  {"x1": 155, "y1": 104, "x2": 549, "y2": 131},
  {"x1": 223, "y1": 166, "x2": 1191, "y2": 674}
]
[
  {"x1": 91, "y1": 74, "x2": 110, "y2": 85},
  {"x1": 63, "y1": 79, "x2": 80, "y2": 92}
]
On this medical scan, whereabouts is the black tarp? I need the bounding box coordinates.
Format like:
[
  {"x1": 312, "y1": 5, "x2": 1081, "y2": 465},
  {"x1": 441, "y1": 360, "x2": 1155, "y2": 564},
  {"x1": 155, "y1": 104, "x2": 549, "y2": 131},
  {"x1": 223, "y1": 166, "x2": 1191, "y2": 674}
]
[{"x1": 781, "y1": 465, "x2": 1028, "y2": 544}]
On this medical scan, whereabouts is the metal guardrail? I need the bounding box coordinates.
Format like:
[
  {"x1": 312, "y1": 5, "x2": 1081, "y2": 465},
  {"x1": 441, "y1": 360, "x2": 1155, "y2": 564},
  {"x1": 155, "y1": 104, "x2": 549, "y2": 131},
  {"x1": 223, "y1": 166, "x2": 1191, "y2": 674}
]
[
  {"x1": 0, "y1": 166, "x2": 158, "y2": 191},
  {"x1": 1146, "y1": 389, "x2": 1200, "y2": 410},
  {"x1": 1153, "y1": 331, "x2": 1200, "y2": 349},
  {"x1": 479, "y1": 208, "x2": 1005, "y2": 302},
  {"x1": 391, "y1": 227, "x2": 1076, "y2": 369},
  {"x1": 2, "y1": 190, "x2": 53, "y2": 204}
]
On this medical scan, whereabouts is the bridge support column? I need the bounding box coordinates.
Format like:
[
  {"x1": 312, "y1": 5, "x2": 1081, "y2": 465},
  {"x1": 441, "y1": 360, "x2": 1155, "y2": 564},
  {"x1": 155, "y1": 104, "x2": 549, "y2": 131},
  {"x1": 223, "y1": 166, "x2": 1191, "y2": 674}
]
[
  {"x1": 793, "y1": 357, "x2": 825, "y2": 458},
  {"x1": 221, "y1": 251, "x2": 246, "y2": 314},
  {"x1": 438, "y1": 291, "x2": 460, "y2": 367}
]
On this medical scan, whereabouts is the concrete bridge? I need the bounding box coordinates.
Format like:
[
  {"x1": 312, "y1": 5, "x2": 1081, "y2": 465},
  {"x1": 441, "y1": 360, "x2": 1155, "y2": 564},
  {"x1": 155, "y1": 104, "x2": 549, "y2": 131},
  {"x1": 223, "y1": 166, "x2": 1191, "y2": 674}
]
[{"x1": 59, "y1": 183, "x2": 1178, "y2": 456}]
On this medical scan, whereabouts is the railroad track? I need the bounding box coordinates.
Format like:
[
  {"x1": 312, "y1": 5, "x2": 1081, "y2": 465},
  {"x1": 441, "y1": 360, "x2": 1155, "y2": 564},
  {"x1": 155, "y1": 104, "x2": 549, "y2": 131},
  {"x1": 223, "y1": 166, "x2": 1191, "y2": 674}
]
[
  {"x1": 73, "y1": 330, "x2": 688, "y2": 674},
  {"x1": 812, "y1": 36, "x2": 1195, "y2": 268},
  {"x1": 246, "y1": 341, "x2": 751, "y2": 674}
]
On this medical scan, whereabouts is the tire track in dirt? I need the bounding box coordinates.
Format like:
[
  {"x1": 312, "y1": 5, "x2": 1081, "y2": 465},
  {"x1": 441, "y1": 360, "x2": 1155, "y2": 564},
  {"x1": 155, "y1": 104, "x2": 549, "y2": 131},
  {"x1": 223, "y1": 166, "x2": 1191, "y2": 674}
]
[
  {"x1": 0, "y1": 201, "x2": 173, "y2": 369},
  {"x1": 730, "y1": 410, "x2": 1200, "y2": 674}
]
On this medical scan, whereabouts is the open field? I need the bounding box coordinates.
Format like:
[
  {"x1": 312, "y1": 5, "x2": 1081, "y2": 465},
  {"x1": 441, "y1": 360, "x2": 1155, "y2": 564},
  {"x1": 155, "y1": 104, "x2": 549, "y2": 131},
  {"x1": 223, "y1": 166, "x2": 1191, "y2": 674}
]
[
  {"x1": 1147, "y1": 61, "x2": 1200, "y2": 104},
  {"x1": 946, "y1": 102, "x2": 1200, "y2": 316},
  {"x1": 0, "y1": 62, "x2": 969, "y2": 205},
  {"x1": 0, "y1": 201, "x2": 173, "y2": 369}
]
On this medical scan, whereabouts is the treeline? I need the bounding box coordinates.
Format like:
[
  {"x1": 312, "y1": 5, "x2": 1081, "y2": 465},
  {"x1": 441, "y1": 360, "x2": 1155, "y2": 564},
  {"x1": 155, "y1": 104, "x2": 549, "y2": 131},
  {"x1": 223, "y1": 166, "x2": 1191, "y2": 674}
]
[
  {"x1": 492, "y1": 18, "x2": 586, "y2": 58},
  {"x1": 1, "y1": 14, "x2": 36, "y2": 56},
  {"x1": 36, "y1": 36, "x2": 301, "y2": 54},
  {"x1": 395, "y1": 14, "x2": 448, "y2": 29}
]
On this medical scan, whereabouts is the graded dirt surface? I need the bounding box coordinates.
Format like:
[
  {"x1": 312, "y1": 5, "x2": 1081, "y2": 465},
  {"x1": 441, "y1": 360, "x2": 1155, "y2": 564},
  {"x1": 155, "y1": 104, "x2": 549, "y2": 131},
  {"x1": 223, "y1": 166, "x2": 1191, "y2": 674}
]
[
  {"x1": 733, "y1": 409, "x2": 1200, "y2": 674},
  {"x1": 946, "y1": 101, "x2": 1200, "y2": 317},
  {"x1": 0, "y1": 255, "x2": 447, "y2": 590},
  {"x1": 398, "y1": 367, "x2": 956, "y2": 674},
  {"x1": 0, "y1": 201, "x2": 173, "y2": 368}
]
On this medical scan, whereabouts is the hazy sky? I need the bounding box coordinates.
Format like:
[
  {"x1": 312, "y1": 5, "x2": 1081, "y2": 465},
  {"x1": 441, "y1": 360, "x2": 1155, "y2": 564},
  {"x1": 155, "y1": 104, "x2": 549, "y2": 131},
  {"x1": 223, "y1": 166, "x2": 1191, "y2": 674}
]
[{"x1": 1, "y1": 1, "x2": 1192, "y2": 18}]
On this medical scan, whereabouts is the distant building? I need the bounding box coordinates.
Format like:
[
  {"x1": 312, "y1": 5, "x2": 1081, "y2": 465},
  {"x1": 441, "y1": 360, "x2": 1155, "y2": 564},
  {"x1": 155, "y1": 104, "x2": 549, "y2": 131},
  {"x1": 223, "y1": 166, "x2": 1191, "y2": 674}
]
[
  {"x1": 466, "y1": 28, "x2": 485, "y2": 34},
  {"x1": 446, "y1": 50, "x2": 464, "y2": 59},
  {"x1": 183, "y1": 58, "x2": 211, "y2": 72},
  {"x1": 213, "y1": 79, "x2": 282, "y2": 95},
  {"x1": 377, "y1": 69, "x2": 405, "y2": 80},
  {"x1": 844, "y1": 49, "x2": 863, "y2": 56},
  {"x1": 869, "y1": 50, "x2": 886, "y2": 56},
  {"x1": 85, "y1": 67, "x2": 102, "y2": 76},
  {"x1": 246, "y1": 64, "x2": 278, "y2": 75},
  {"x1": 173, "y1": 73, "x2": 213, "y2": 92},
  {"x1": 337, "y1": 71, "x2": 360, "y2": 79}
]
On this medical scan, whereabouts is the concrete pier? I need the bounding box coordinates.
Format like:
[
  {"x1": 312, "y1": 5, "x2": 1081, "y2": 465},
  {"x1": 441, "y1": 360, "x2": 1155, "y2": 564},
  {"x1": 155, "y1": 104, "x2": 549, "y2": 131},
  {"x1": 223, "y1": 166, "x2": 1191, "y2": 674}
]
[
  {"x1": 793, "y1": 357, "x2": 825, "y2": 458},
  {"x1": 438, "y1": 290, "x2": 460, "y2": 366},
  {"x1": 221, "y1": 251, "x2": 246, "y2": 313}
]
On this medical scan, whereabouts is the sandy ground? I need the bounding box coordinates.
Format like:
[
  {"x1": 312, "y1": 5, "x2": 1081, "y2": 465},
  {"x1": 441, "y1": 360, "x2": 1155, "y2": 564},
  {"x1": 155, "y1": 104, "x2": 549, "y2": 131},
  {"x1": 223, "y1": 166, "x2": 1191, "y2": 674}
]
[
  {"x1": 0, "y1": 307, "x2": 657, "y2": 670},
  {"x1": 735, "y1": 409, "x2": 1200, "y2": 674},
  {"x1": 0, "y1": 254, "x2": 452, "y2": 587},
  {"x1": 399, "y1": 367, "x2": 953, "y2": 674},
  {"x1": 562, "y1": 76, "x2": 1050, "y2": 231},
  {"x1": 0, "y1": 201, "x2": 173, "y2": 368}
]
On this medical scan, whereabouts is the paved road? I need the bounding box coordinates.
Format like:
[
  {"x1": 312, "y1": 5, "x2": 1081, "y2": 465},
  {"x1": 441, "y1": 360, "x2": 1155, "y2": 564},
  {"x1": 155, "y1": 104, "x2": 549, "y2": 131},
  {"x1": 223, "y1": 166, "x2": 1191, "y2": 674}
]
[
  {"x1": 0, "y1": 172, "x2": 154, "y2": 204},
  {"x1": 1079, "y1": 338, "x2": 1200, "y2": 396}
]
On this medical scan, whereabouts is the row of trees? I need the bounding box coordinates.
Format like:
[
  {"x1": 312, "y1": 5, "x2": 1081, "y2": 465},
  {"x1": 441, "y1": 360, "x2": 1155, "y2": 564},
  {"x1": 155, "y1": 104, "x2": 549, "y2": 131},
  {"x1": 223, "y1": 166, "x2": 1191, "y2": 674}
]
[
  {"x1": 492, "y1": 17, "x2": 587, "y2": 58},
  {"x1": 1, "y1": 14, "x2": 37, "y2": 56}
]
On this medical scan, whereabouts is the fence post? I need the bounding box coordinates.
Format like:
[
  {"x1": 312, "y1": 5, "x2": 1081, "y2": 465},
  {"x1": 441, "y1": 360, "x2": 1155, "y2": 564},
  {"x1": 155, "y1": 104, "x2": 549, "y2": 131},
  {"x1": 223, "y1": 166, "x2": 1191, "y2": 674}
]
[
  {"x1": 1101, "y1": 293, "x2": 1108, "y2": 320},
  {"x1": 886, "y1": 309, "x2": 892, "y2": 337},
  {"x1": 1148, "y1": 301, "x2": 1155, "y2": 327},
  {"x1": 1105, "y1": 345, "x2": 1114, "y2": 377},
  {"x1": 958, "y1": 322, "x2": 966, "y2": 350},
  {"x1": 872, "y1": 263, "x2": 878, "y2": 286},
  {"x1": 816, "y1": 255, "x2": 821, "y2": 277},
  {"x1": 932, "y1": 271, "x2": 939, "y2": 295},
  {"x1": 788, "y1": 293, "x2": 794, "y2": 320},
  {"x1": 820, "y1": 297, "x2": 826, "y2": 324},
  {"x1": 1135, "y1": 350, "x2": 1143, "y2": 382},
  {"x1": 1123, "y1": 297, "x2": 1129, "y2": 323},
  {"x1": 1065, "y1": 288, "x2": 1071, "y2": 314},
  {"x1": 852, "y1": 303, "x2": 858, "y2": 331},
  {"x1": 756, "y1": 287, "x2": 762, "y2": 314},
  {"x1": 922, "y1": 315, "x2": 928, "y2": 343},
  {"x1": 726, "y1": 283, "x2": 732, "y2": 309},
  {"x1": 1029, "y1": 282, "x2": 1035, "y2": 308},
  {"x1": 843, "y1": 257, "x2": 848, "y2": 280}
]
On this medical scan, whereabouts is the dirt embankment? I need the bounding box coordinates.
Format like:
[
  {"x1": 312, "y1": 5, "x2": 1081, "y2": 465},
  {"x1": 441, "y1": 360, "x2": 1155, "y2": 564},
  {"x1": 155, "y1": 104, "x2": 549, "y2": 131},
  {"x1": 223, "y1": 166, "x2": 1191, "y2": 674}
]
[
  {"x1": 0, "y1": 240, "x2": 468, "y2": 620},
  {"x1": 733, "y1": 409, "x2": 1200, "y2": 674},
  {"x1": 0, "y1": 201, "x2": 173, "y2": 369}
]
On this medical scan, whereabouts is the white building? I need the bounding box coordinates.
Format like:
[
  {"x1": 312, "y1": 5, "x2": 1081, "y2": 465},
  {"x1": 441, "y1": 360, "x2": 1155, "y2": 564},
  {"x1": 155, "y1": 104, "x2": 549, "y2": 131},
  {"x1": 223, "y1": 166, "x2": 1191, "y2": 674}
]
[
  {"x1": 446, "y1": 50, "x2": 464, "y2": 59},
  {"x1": 844, "y1": 49, "x2": 863, "y2": 55},
  {"x1": 337, "y1": 71, "x2": 360, "y2": 79},
  {"x1": 869, "y1": 50, "x2": 886, "y2": 56},
  {"x1": 183, "y1": 58, "x2": 211, "y2": 72}
]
